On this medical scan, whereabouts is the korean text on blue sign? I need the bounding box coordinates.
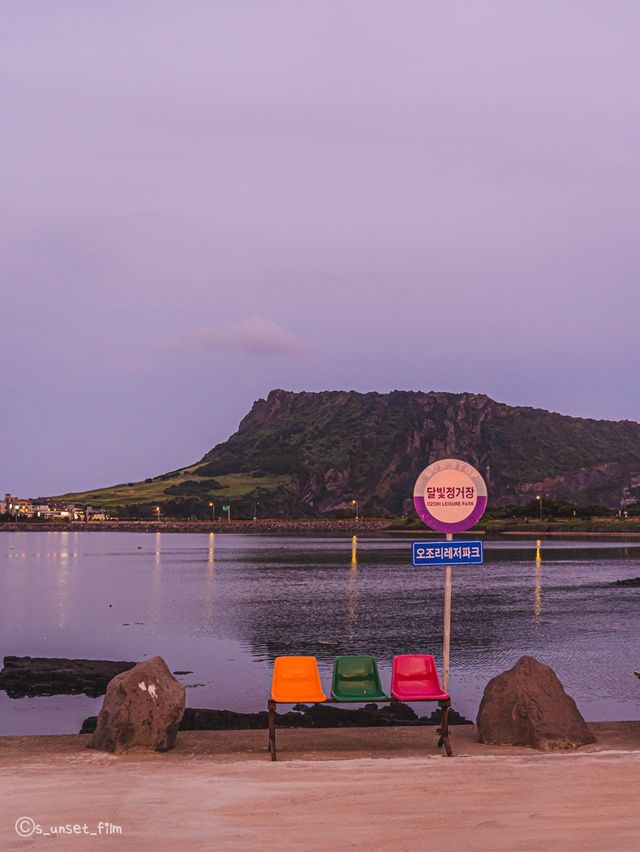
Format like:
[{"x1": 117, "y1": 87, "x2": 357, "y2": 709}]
[{"x1": 412, "y1": 541, "x2": 484, "y2": 566}]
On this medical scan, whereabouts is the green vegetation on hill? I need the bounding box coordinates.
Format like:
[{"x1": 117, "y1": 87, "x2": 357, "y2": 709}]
[
  {"x1": 485, "y1": 408, "x2": 640, "y2": 485},
  {"x1": 49, "y1": 389, "x2": 640, "y2": 518}
]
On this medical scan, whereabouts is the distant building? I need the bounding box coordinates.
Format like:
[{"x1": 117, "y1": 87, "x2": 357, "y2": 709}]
[
  {"x1": 87, "y1": 508, "x2": 111, "y2": 521},
  {"x1": 1, "y1": 491, "x2": 115, "y2": 521},
  {"x1": 32, "y1": 503, "x2": 52, "y2": 518},
  {"x1": 621, "y1": 473, "x2": 640, "y2": 509},
  {"x1": 1, "y1": 492, "x2": 92, "y2": 520},
  {"x1": 3, "y1": 493, "x2": 34, "y2": 517}
]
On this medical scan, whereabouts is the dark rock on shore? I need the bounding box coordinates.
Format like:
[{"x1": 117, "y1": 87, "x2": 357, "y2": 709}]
[
  {"x1": 611, "y1": 577, "x2": 640, "y2": 587},
  {"x1": 0, "y1": 656, "x2": 137, "y2": 698},
  {"x1": 81, "y1": 702, "x2": 472, "y2": 733},
  {"x1": 80, "y1": 716, "x2": 99, "y2": 734},
  {"x1": 181, "y1": 708, "x2": 269, "y2": 731},
  {"x1": 89, "y1": 657, "x2": 185, "y2": 754},
  {"x1": 477, "y1": 655, "x2": 596, "y2": 751},
  {"x1": 422, "y1": 706, "x2": 470, "y2": 726}
]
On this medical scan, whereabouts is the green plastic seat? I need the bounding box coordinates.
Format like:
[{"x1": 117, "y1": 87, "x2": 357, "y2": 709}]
[{"x1": 331, "y1": 655, "x2": 388, "y2": 702}]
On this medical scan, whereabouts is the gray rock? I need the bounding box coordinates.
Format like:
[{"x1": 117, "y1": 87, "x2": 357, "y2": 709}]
[
  {"x1": 477, "y1": 656, "x2": 596, "y2": 751},
  {"x1": 89, "y1": 656, "x2": 185, "y2": 753}
]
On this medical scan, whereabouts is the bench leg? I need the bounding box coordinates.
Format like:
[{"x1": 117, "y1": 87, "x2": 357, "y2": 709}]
[
  {"x1": 268, "y1": 699, "x2": 277, "y2": 761},
  {"x1": 437, "y1": 700, "x2": 453, "y2": 757}
]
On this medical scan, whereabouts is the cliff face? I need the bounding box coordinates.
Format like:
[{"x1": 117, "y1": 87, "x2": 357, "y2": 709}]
[{"x1": 196, "y1": 389, "x2": 640, "y2": 515}]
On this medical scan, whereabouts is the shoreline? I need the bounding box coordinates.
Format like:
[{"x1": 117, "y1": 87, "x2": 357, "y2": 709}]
[
  {"x1": 0, "y1": 519, "x2": 387, "y2": 534},
  {"x1": 3, "y1": 518, "x2": 640, "y2": 537},
  {"x1": 1, "y1": 724, "x2": 638, "y2": 850},
  {"x1": 2, "y1": 721, "x2": 639, "y2": 760}
]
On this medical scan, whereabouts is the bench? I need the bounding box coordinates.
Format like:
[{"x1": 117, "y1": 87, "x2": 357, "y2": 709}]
[{"x1": 267, "y1": 653, "x2": 452, "y2": 760}]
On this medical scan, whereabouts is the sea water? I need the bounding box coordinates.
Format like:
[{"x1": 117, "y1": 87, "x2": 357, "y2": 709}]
[{"x1": 1, "y1": 531, "x2": 639, "y2": 734}]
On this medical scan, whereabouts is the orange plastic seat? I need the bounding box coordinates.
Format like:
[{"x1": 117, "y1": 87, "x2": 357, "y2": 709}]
[
  {"x1": 270, "y1": 656, "x2": 327, "y2": 703},
  {"x1": 390, "y1": 654, "x2": 450, "y2": 702}
]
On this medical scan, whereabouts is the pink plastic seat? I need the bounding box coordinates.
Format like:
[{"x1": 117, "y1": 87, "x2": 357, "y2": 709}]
[{"x1": 390, "y1": 654, "x2": 450, "y2": 702}]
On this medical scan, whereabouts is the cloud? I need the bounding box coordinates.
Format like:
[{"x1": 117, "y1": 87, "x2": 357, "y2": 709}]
[{"x1": 166, "y1": 315, "x2": 309, "y2": 357}]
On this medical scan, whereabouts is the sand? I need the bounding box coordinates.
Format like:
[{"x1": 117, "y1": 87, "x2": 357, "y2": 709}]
[{"x1": 1, "y1": 724, "x2": 639, "y2": 851}]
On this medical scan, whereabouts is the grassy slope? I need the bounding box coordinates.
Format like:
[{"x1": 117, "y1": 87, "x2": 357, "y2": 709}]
[{"x1": 54, "y1": 470, "x2": 293, "y2": 509}]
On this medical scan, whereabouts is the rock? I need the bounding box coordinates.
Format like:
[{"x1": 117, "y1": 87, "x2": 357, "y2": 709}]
[
  {"x1": 422, "y1": 706, "x2": 471, "y2": 726},
  {"x1": 89, "y1": 656, "x2": 185, "y2": 753},
  {"x1": 180, "y1": 708, "x2": 269, "y2": 731},
  {"x1": 0, "y1": 656, "x2": 137, "y2": 698},
  {"x1": 81, "y1": 702, "x2": 472, "y2": 734},
  {"x1": 293, "y1": 701, "x2": 410, "y2": 728},
  {"x1": 611, "y1": 577, "x2": 640, "y2": 587},
  {"x1": 477, "y1": 656, "x2": 596, "y2": 751},
  {"x1": 80, "y1": 716, "x2": 99, "y2": 734},
  {"x1": 183, "y1": 701, "x2": 471, "y2": 730}
]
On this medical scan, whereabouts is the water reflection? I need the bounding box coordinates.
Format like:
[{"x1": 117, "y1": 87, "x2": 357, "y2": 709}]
[
  {"x1": 347, "y1": 536, "x2": 359, "y2": 639},
  {"x1": 203, "y1": 533, "x2": 216, "y2": 625},
  {"x1": 56, "y1": 546, "x2": 70, "y2": 629},
  {"x1": 533, "y1": 539, "x2": 542, "y2": 629},
  {"x1": 150, "y1": 532, "x2": 162, "y2": 627}
]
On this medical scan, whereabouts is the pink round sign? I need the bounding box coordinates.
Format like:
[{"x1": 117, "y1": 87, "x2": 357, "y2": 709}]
[{"x1": 413, "y1": 458, "x2": 487, "y2": 533}]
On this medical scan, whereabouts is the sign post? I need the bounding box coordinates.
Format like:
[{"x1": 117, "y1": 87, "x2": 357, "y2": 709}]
[
  {"x1": 412, "y1": 458, "x2": 488, "y2": 692},
  {"x1": 443, "y1": 534, "x2": 453, "y2": 692}
]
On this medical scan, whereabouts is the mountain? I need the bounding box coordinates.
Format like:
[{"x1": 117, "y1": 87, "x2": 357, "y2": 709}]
[{"x1": 54, "y1": 389, "x2": 640, "y2": 517}]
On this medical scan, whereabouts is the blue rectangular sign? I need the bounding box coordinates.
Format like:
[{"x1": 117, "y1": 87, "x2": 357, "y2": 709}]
[{"x1": 412, "y1": 540, "x2": 484, "y2": 566}]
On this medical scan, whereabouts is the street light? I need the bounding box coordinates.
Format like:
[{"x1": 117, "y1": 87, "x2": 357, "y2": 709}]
[
  {"x1": 253, "y1": 501, "x2": 259, "y2": 522},
  {"x1": 536, "y1": 495, "x2": 542, "y2": 521},
  {"x1": 155, "y1": 506, "x2": 161, "y2": 523},
  {"x1": 352, "y1": 499, "x2": 359, "y2": 522},
  {"x1": 208, "y1": 501, "x2": 215, "y2": 522}
]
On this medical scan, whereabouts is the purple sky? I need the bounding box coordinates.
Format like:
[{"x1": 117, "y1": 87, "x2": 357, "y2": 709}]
[{"x1": 2, "y1": 1, "x2": 640, "y2": 496}]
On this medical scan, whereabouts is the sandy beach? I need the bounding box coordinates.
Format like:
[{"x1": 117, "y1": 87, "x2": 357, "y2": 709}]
[{"x1": 1, "y1": 724, "x2": 639, "y2": 851}]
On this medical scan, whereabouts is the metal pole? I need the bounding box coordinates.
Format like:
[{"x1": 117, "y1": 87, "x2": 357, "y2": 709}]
[
  {"x1": 268, "y1": 699, "x2": 277, "y2": 760},
  {"x1": 443, "y1": 532, "x2": 453, "y2": 693}
]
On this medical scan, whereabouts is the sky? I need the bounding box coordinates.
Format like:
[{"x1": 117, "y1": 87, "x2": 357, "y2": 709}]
[{"x1": 2, "y1": 1, "x2": 640, "y2": 496}]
